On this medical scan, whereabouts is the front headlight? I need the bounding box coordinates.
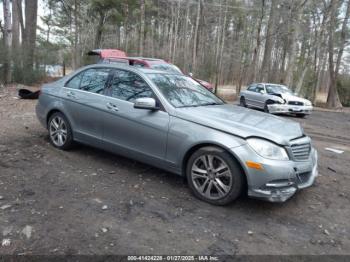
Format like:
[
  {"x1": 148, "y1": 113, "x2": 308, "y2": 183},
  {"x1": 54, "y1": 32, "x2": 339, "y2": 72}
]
[
  {"x1": 304, "y1": 100, "x2": 312, "y2": 106},
  {"x1": 276, "y1": 97, "x2": 285, "y2": 104},
  {"x1": 247, "y1": 138, "x2": 289, "y2": 161}
]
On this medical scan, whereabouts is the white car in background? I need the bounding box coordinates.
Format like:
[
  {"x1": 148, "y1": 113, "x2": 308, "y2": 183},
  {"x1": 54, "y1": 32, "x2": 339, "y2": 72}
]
[{"x1": 239, "y1": 83, "x2": 313, "y2": 117}]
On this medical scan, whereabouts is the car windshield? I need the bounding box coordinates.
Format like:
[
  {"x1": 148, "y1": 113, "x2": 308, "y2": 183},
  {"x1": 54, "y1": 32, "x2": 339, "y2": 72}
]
[
  {"x1": 150, "y1": 64, "x2": 182, "y2": 74},
  {"x1": 265, "y1": 84, "x2": 293, "y2": 95},
  {"x1": 148, "y1": 73, "x2": 224, "y2": 108}
]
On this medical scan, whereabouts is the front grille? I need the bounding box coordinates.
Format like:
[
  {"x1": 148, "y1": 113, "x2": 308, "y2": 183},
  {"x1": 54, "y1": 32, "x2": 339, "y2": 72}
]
[
  {"x1": 288, "y1": 101, "x2": 304, "y2": 106},
  {"x1": 291, "y1": 143, "x2": 311, "y2": 161}
]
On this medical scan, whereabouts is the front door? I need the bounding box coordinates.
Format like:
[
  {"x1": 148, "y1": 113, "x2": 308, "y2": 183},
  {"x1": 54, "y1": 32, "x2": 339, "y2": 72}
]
[{"x1": 101, "y1": 69, "x2": 169, "y2": 164}]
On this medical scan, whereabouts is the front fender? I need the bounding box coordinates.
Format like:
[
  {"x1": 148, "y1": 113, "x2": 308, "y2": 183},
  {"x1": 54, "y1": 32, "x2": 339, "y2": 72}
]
[{"x1": 166, "y1": 116, "x2": 246, "y2": 173}]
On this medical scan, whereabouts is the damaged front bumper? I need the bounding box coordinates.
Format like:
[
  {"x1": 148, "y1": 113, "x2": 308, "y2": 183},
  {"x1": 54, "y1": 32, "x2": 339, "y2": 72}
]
[
  {"x1": 268, "y1": 104, "x2": 313, "y2": 115},
  {"x1": 231, "y1": 145, "x2": 318, "y2": 203}
]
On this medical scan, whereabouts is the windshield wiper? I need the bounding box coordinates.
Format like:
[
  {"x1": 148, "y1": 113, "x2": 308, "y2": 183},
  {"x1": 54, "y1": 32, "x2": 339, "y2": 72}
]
[
  {"x1": 177, "y1": 102, "x2": 223, "y2": 108},
  {"x1": 177, "y1": 104, "x2": 202, "y2": 108},
  {"x1": 200, "y1": 102, "x2": 223, "y2": 106}
]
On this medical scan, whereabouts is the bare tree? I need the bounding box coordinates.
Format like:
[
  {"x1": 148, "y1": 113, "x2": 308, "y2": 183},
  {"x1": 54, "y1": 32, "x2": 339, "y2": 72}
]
[
  {"x1": 2, "y1": 0, "x2": 12, "y2": 83},
  {"x1": 284, "y1": 0, "x2": 308, "y2": 88},
  {"x1": 139, "y1": 0, "x2": 145, "y2": 56},
  {"x1": 192, "y1": 0, "x2": 201, "y2": 74},
  {"x1": 260, "y1": 0, "x2": 277, "y2": 82},
  {"x1": 326, "y1": 0, "x2": 348, "y2": 108},
  {"x1": 248, "y1": 0, "x2": 265, "y2": 83}
]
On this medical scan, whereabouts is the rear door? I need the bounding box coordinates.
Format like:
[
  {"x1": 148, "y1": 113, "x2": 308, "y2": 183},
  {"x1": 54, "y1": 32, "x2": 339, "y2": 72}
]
[
  {"x1": 101, "y1": 69, "x2": 170, "y2": 164},
  {"x1": 62, "y1": 67, "x2": 112, "y2": 146}
]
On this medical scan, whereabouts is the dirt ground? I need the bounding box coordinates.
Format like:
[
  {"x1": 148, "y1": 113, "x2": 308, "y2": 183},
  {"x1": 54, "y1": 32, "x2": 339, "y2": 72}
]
[{"x1": 0, "y1": 85, "x2": 349, "y2": 255}]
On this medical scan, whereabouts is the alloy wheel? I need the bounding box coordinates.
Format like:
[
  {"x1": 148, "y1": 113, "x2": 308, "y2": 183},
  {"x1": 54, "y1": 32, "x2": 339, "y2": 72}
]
[
  {"x1": 49, "y1": 116, "x2": 68, "y2": 147},
  {"x1": 191, "y1": 154, "x2": 233, "y2": 200}
]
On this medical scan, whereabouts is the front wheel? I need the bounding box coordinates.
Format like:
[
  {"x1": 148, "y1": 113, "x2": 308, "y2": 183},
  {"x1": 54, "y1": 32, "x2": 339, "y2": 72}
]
[
  {"x1": 264, "y1": 102, "x2": 270, "y2": 113},
  {"x1": 186, "y1": 146, "x2": 244, "y2": 205},
  {"x1": 48, "y1": 112, "x2": 74, "y2": 150}
]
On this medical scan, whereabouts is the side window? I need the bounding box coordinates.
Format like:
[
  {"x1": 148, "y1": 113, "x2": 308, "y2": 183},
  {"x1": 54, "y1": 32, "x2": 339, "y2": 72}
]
[
  {"x1": 256, "y1": 85, "x2": 265, "y2": 93},
  {"x1": 80, "y1": 68, "x2": 111, "y2": 94},
  {"x1": 65, "y1": 68, "x2": 111, "y2": 94},
  {"x1": 247, "y1": 85, "x2": 256, "y2": 92},
  {"x1": 66, "y1": 72, "x2": 83, "y2": 89},
  {"x1": 106, "y1": 70, "x2": 154, "y2": 102},
  {"x1": 266, "y1": 86, "x2": 273, "y2": 94}
]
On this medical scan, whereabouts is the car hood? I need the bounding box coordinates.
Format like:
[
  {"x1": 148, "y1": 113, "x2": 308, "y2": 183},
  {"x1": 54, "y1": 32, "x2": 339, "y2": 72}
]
[
  {"x1": 175, "y1": 104, "x2": 304, "y2": 145},
  {"x1": 280, "y1": 93, "x2": 311, "y2": 104}
]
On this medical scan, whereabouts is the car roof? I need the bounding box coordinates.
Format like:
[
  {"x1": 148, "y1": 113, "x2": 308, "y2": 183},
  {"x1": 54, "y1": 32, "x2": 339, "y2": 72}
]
[
  {"x1": 127, "y1": 57, "x2": 165, "y2": 62},
  {"x1": 83, "y1": 63, "x2": 179, "y2": 75},
  {"x1": 251, "y1": 83, "x2": 287, "y2": 86}
]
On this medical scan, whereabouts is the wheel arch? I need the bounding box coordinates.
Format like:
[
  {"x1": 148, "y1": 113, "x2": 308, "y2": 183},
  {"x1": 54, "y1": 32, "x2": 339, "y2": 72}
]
[
  {"x1": 46, "y1": 109, "x2": 62, "y2": 127},
  {"x1": 46, "y1": 108, "x2": 73, "y2": 131},
  {"x1": 181, "y1": 143, "x2": 248, "y2": 189}
]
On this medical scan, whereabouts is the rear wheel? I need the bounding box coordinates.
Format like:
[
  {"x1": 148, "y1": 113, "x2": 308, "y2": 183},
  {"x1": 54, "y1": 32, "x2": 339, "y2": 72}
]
[
  {"x1": 48, "y1": 112, "x2": 74, "y2": 150},
  {"x1": 186, "y1": 146, "x2": 244, "y2": 205},
  {"x1": 240, "y1": 97, "x2": 247, "y2": 107}
]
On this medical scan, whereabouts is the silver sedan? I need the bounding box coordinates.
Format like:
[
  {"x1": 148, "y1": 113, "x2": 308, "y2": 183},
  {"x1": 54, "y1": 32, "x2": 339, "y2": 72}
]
[
  {"x1": 239, "y1": 83, "x2": 313, "y2": 117},
  {"x1": 36, "y1": 64, "x2": 318, "y2": 205}
]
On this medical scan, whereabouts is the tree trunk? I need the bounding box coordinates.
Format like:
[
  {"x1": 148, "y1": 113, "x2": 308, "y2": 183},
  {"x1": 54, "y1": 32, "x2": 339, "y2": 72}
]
[
  {"x1": 94, "y1": 12, "x2": 105, "y2": 48},
  {"x1": 124, "y1": 4, "x2": 129, "y2": 52},
  {"x1": 284, "y1": 1, "x2": 306, "y2": 88},
  {"x1": 259, "y1": 0, "x2": 277, "y2": 82},
  {"x1": 139, "y1": 0, "x2": 145, "y2": 56},
  {"x1": 214, "y1": 3, "x2": 223, "y2": 92},
  {"x1": 171, "y1": 0, "x2": 181, "y2": 62},
  {"x1": 295, "y1": 66, "x2": 308, "y2": 95},
  {"x1": 182, "y1": 1, "x2": 190, "y2": 72},
  {"x1": 72, "y1": 0, "x2": 79, "y2": 69},
  {"x1": 192, "y1": 0, "x2": 201, "y2": 74},
  {"x1": 3, "y1": 0, "x2": 12, "y2": 83},
  {"x1": 218, "y1": 3, "x2": 228, "y2": 86},
  {"x1": 23, "y1": 0, "x2": 38, "y2": 78},
  {"x1": 248, "y1": 0, "x2": 265, "y2": 83},
  {"x1": 334, "y1": 0, "x2": 350, "y2": 77},
  {"x1": 11, "y1": 0, "x2": 21, "y2": 82},
  {"x1": 326, "y1": 0, "x2": 342, "y2": 108}
]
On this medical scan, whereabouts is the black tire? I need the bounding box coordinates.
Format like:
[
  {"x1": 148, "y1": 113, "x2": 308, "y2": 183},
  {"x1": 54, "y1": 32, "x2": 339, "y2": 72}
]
[
  {"x1": 48, "y1": 112, "x2": 74, "y2": 150},
  {"x1": 295, "y1": 113, "x2": 306, "y2": 118},
  {"x1": 264, "y1": 102, "x2": 270, "y2": 113},
  {"x1": 240, "y1": 96, "x2": 247, "y2": 107},
  {"x1": 186, "y1": 146, "x2": 244, "y2": 205}
]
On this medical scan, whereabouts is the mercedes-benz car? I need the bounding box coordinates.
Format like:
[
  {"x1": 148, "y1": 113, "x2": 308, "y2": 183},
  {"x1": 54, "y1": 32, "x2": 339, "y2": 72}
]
[
  {"x1": 36, "y1": 64, "x2": 318, "y2": 205},
  {"x1": 239, "y1": 83, "x2": 313, "y2": 117}
]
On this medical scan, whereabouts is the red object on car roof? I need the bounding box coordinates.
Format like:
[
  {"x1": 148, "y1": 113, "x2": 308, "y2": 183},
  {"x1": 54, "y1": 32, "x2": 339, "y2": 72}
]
[
  {"x1": 87, "y1": 49, "x2": 127, "y2": 59},
  {"x1": 87, "y1": 49, "x2": 214, "y2": 92}
]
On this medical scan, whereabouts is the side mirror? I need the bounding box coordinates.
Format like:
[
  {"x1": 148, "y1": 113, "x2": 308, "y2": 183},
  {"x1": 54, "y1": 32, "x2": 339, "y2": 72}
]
[
  {"x1": 134, "y1": 97, "x2": 159, "y2": 110},
  {"x1": 188, "y1": 72, "x2": 193, "y2": 77},
  {"x1": 259, "y1": 90, "x2": 266, "y2": 94}
]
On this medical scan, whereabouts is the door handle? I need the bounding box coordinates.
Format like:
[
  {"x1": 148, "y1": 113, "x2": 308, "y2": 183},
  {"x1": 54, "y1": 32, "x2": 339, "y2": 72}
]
[
  {"x1": 106, "y1": 102, "x2": 119, "y2": 111},
  {"x1": 66, "y1": 91, "x2": 77, "y2": 99}
]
